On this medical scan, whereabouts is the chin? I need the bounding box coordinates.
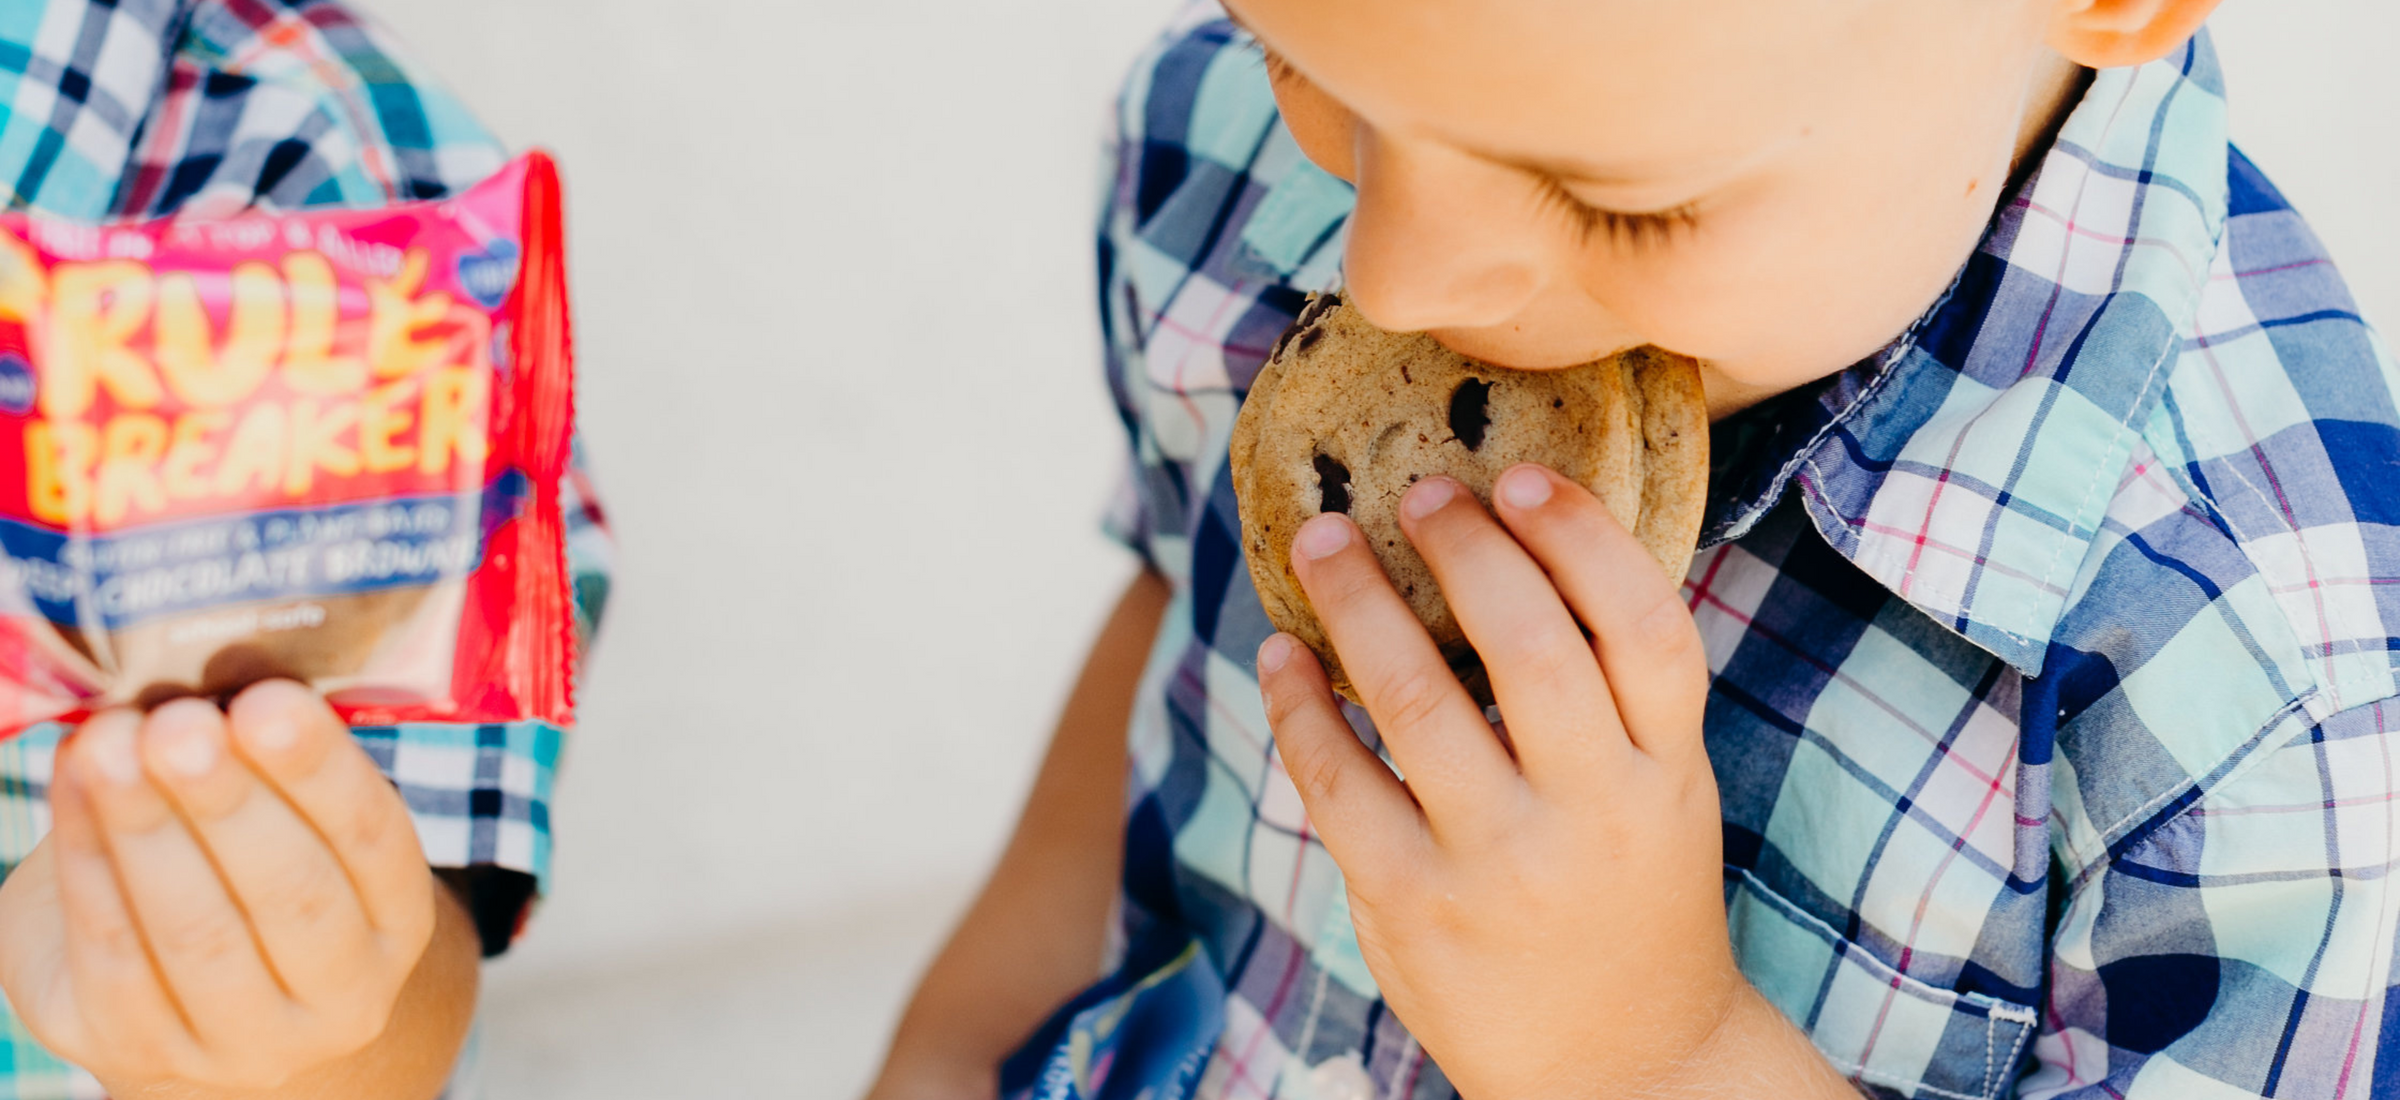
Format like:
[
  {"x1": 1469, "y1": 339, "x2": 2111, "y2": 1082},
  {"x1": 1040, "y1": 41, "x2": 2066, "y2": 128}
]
[{"x1": 1421, "y1": 325, "x2": 1637, "y2": 372}]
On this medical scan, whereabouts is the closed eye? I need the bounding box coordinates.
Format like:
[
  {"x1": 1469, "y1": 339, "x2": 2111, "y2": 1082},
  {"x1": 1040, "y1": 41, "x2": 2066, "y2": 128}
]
[
  {"x1": 1533, "y1": 175, "x2": 1700, "y2": 250},
  {"x1": 1257, "y1": 41, "x2": 1297, "y2": 82},
  {"x1": 1253, "y1": 35, "x2": 1699, "y2": 250}
]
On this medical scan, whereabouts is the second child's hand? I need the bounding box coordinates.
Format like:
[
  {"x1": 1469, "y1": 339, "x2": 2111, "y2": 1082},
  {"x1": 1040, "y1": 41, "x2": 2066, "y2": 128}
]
[
  {"x1": 1255, "y1": 465, "x2": 1857, "y2": 1099},
  {"x1": 0, "y1": 681, "x2": 474, "y2": 1100}
]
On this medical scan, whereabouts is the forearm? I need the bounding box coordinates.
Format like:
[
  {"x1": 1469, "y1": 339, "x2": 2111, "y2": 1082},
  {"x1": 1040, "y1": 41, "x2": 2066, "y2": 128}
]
[
  {"x1": 99, "y1": 881, "x2": 481, "y2": 1100},
  {"x1": 871, "y1": 569, "x2": 1169, "y2": 1099}
]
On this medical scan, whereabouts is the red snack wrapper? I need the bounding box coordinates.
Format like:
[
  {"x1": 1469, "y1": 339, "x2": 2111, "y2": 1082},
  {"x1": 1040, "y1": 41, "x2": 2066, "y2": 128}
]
[{"x1": 0, "y1": 152, "x2": 575, "y2": 733}]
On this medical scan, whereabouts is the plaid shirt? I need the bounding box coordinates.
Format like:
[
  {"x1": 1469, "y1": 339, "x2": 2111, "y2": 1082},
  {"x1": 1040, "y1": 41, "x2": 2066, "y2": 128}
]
[
  {"x1": 0, "y1": 2, "x2": 614, "y2": 1096},
  {"x1": 1034, "y1": 4, "x2": 2400, "y2": 1099}
]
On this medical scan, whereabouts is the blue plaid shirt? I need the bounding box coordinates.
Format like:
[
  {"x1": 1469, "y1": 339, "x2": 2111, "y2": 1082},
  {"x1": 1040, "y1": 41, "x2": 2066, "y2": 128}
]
[
  {"x1": 0, "y1": 2, "x2": 613, "y2": 1096},
  {"x1": 1032, "y1": 5, "x2": 2400, "y2": 1098}
]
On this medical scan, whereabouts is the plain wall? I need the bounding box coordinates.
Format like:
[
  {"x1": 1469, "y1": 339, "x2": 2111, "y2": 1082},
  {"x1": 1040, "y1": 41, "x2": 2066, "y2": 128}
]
[{"x1": 346, "y1": 1, "x2": 2399, "y2": 1095}]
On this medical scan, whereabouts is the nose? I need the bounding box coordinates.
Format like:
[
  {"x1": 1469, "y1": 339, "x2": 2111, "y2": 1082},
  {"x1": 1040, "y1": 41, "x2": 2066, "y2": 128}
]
[{"x1": 1340, "y1": 132, "x2": 1548, "y2": 334}]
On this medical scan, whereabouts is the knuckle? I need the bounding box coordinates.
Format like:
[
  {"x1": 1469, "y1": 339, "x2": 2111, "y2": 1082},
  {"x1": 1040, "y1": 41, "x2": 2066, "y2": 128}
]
[
  {"x1": 1261, "y1": 669, "x2": 1309, "y2": 728},
  {"x1": 1372, "y1": 667, "x2": 1453, "y2": 732},
  {"x1": 1629, "y1": 587, "x2": 1700, "y2": 656},
  {"x1": 1495, "y1": 630, "x2": 1590, "y2": 688},
  {"x1": 1454, "y1": 520, "x2": 1517, "y2": 560},
  {"x1": 262, "y1": 860, "x2": 348, "y2": 928},
  {"x1": 328, "y1": 800, "x2": 397, "y2": 861},
  {"x1": 1311, "y1": 557, "x2": 1386, "y2": 612},
  {"x1": 1419, "y1": 517, "x2": 1505, "y2": 575},
  {"x1": 1282, "y1": 738, "x2": 1348, "y2": 805},
  {"x1": 153, "y1": 908, "x2": 250, "y2": 965},
  {"x1": 92, "y1": 919, "x2": 150, "y2": 964}
]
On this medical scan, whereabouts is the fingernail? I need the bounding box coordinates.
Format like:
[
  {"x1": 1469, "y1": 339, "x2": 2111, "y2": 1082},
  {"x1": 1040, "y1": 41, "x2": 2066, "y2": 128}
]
[
  {"x1": 1259, "y1": 634, "x2": 1294, "y2": 674},
  {"x1": 244, "y1": 708, "x2": 301, "y2": 752},
  {"x1": 82, "y1": 716, "x2": 142, "y2": 787},
  {"x1": 230, "y1": 679, "x2": 308, "y2": 752},
  {"x1": 1401, "y1": 477, "x2": 1456, "y2": 521},
  {"x1": 1294, "y1": 514, "x2": 1352, "y2": 560},
  {"x1": 1499, "y1": 466, "x2": 1553, "y2": 510},
  {"x1": 150, "y1": 710, "x2": 220, "y2": 778}
]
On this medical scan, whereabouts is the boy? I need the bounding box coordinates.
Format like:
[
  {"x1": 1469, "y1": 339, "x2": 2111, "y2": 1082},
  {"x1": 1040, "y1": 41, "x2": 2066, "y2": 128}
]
[
  {"x1": 874, "y1": 0, "x2": 2399, "y2": 1097},
  {"x1": 0, "y1": 2, "x2": 612, "y2": 1098}
]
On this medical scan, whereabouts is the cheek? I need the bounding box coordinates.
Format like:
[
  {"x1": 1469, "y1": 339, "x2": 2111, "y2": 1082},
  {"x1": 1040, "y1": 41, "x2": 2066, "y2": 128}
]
[{"x1": 1578, "y1": 143, "x2": 2007, "y2": 386}]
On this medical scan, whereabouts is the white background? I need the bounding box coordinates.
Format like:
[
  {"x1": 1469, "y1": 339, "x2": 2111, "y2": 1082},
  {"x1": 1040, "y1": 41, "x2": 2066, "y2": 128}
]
[{"x1": 347, "y1": 1, "x2": 2400, "y2": 1095}]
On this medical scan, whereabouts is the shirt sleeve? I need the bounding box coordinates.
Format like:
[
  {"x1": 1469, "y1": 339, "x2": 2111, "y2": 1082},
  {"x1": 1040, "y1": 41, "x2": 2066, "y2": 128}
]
[
  {"x1": 1101, "y1": 457, "x2": 1159, "y2": 571},
  {"x1": 2021, "y1": 697, "x2": 2400, "y2": 1098},
  {"x1": 1094, "y1": 59, "x2": 1159, "y2": 575}
]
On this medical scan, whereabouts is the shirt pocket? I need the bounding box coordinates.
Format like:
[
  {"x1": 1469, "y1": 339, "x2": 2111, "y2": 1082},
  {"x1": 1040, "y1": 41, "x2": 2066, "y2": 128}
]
[{"x1": 1727, "y1": 870, "x2": 2037, "y2": 1100}]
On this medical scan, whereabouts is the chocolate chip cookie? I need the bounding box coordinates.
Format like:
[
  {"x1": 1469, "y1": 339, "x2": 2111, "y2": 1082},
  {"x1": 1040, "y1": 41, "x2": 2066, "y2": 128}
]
[{"x1": 1229, "y1": 293, "x2": 1708, "y2": 704}]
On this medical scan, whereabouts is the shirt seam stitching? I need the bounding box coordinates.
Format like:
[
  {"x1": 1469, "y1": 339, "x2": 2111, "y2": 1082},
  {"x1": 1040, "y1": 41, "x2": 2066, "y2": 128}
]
[
  {"x1": 2068, "y1": 682, "x2": 2372, "y2": 888},
  {"x1": 2015, "y1": 321, "x2": 2183, "y2": 650},
  {"x1": 1710, "y1": 267, "x2": 1964, "y2": 551}
]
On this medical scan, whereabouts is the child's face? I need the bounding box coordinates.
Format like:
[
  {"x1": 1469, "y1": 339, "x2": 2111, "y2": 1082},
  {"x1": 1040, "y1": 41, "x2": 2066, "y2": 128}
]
[{"x1": 1231, "y1": 0, "x2": 2078, "y2": 415}]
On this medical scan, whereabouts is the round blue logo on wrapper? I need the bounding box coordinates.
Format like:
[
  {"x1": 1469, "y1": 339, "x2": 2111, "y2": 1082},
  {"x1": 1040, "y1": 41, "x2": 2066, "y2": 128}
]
[
  {"x1": 457, "y1": 239, "x2": 521, "y2": 310},
  {"x1": 0, "y1": 353, "x2": 35, "y2": 416}
]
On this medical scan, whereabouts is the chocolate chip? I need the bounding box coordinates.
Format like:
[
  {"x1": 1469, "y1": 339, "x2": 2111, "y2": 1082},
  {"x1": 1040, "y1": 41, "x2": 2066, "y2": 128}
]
[
  {"x1": 1449, "y1": 378, "x2": 1493, "y2": 451},
  {"x1": 1294, "y1": 291, "x2": 1342, "y2": 329},
  {"x1": 1273, "y1": 292, "x2": 1345, "y2": 361},
  {"x1": 1269, "y1": 320, "x2": 1304, "y2": 361},
  {"x1": 1313, "y1": 453, "x2": 1353, "y2": 515}
]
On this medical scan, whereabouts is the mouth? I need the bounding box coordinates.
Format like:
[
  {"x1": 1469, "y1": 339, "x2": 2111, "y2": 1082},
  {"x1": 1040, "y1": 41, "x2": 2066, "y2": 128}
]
[
  {"x1": 1419, "y1": 327, "x2": 1745, "y2": 420},
  {"x1": 1421, "y1": 324, "x2": 1647, "y2": 373}
]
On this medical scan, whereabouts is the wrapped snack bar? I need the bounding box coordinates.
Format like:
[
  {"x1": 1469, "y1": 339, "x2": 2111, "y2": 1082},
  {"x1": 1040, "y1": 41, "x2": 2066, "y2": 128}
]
[{"x1": 0, "y1": 152, "x2": 575, "y2": 733}]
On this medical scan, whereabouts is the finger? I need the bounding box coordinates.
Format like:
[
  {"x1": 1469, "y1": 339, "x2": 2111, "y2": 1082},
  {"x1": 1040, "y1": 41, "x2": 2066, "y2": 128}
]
[
  {"x1": 52, "y1": 716, "x2": 208, "y2": 1076},
  {"x1": 73, "y1": 706, "x2": 292, "y2": 1044},
  {"x1": 140, "y1": 698, "x2": 381, "y2": 1007},
  {"x1": 1493, "y1": 465, "x2": 1710, "y2": 760},
  {"x1": 1289, "y1": 512, "x2": 1516, "y2": 816},
  {"x1": 1257, "y1": 634, "x2": 1427, "y2": 883},
  {"x1": 225, "y1": 681, "x2": 434, "y2": 950},
  {"x1": 1394, "y1": 476, "x2": 1625, "y2": 776}
]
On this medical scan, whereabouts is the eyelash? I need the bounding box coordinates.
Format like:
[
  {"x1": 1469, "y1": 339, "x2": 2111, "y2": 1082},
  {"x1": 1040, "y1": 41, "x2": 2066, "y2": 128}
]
[
  {"x1": 1258, "y1": 43, "x2": 1296, "y2": 82},
  {"x1": 1257, "y1": 40, "x2": 1699, "y2": 250},
  {"x1": 1534, "y1": 176, "x2": 1699, "y2": 250}
]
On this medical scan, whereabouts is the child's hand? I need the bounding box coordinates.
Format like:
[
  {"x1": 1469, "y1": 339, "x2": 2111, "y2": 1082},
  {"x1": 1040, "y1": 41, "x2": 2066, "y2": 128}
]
[
  {"x1": 0, "y1": 680, "x2": 440, "y2": 1095},
  {"x1": 1256, "y1": 466, "x2": 1841, "y2": 1098}
]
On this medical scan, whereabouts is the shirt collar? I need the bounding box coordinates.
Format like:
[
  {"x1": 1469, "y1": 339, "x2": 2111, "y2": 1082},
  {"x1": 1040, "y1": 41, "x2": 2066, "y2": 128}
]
[{"x1": 1703, "y1": 33, "x2": 2231, "y2": 677}]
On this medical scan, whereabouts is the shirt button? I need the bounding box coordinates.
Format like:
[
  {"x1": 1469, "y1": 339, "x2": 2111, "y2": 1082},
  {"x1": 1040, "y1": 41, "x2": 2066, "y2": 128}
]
[{"x1": 1309, "y1": 1054, "x2": 1376, "y2": 1100}]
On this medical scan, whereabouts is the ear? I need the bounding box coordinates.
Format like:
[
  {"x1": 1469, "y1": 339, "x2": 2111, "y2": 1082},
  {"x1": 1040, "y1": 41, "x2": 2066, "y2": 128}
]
[{"x1": 2047, "y1": 0, "x2": 2224, "y2": 69}]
